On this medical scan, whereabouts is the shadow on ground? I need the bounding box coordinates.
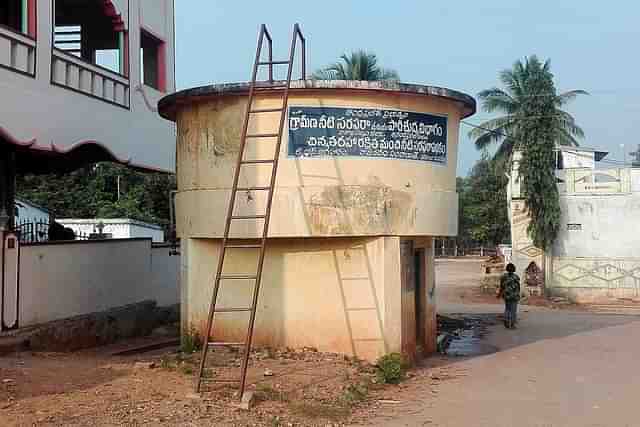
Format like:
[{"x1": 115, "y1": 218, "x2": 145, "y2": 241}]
[{"x1": 432, "y1": 258, "x2": 640, "y2": 363}]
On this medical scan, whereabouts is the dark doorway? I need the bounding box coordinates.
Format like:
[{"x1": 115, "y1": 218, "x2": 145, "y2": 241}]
[
  {"x1": 400, "y1": 240, "x2": 416, "y2": 360},
  {"x1": 415, "y1": 248, "x2": 426, "y2": 355},
  {"x1": 401, "y1": 240, "x2": 429, "y2": 362}
]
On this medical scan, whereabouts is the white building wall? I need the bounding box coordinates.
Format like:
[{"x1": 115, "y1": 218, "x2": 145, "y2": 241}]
[
  {"x1": 0, "y1": 0, "x2": 176, "y2": 171},
  {"x1": 14, "y1": 199, "x2": 49, "y2": 224},
  {"x1": 128, "y1": 223, "x2": 164, "y2": 242},
  {"x1": 57, "y1": 219, "x2": 165, "y2": 242},
  {"x1": 549, "y1": 168, "x2": 640, "y2": 303},
  {"x1": 554, "y1": 193, "x2": 640, "y2": 258}
]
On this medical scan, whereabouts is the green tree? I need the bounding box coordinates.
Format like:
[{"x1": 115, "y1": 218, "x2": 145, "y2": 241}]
[
  {"x1": 469, "y1": 56, "x2": 587, "y2": 161},
  {"x1": 471, "y1": 56, "x2": 587, "y2": 250},
  {"x1": 457, "y1": 155, "x2": 510, "y2": 248},
  {"x1": 313, "y1": 50, "x2": 400, "y2": 81},
  {"x1": 516, "y1": 61, "x2": 562, "y2": 250},
  {"x1": 16, "y1": 163, "x2": 176, "y2": 231}
]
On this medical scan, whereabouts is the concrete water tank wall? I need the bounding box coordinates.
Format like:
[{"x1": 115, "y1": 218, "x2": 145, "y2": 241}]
[
  {"x1": 160, "y1": 80, "x2": 475, "y2": 239},
  {"x1": 159, "y1": 80, "x2": 475, "y2": 361}
]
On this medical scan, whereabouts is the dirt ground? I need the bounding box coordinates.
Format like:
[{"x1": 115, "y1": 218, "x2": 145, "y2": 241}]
[
  {"x1": 0, "y1": 342, "x2": 472, "y2": 427},
  {"x1": 0, "y1": 343, "x2": 368, "y2": 426},
  {"x1": 0, "y1": 260, "x2": 487, "y2": 427},
  {"x1": 435, "y1": 258, "x2": 592, "y2": 311},
  {"x1": 4, "y1": 258, "x2": 635, "y2": 426}
]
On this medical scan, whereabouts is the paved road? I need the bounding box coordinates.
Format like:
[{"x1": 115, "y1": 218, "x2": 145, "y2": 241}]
[{"x1": 370, "y1": 259, "x2": 640, "y2": 427}]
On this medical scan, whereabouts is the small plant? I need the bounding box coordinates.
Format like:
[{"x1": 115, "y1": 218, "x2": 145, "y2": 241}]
[
  {"x1": 181, "y1": 325, "x2": 202, "y2": 354},
  {"x1": 341, "y1": 382, "x2": 369, "y2": 406},
  {"x1": 375, "y1": 353, "x2": 407, "y2": 384},
  {"x1": 159, "y1": 356, "x2": 175, "y2": 370},
  {"x1": 180, "y1": 364, "x2": 194, "y2": 375}
]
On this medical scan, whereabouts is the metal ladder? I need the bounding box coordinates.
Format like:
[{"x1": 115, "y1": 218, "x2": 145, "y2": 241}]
[{"x1": 196, "y1": 24, "x2": 306, "y2": 396}]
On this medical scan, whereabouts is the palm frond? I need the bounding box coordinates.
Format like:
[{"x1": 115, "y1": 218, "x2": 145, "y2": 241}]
[
  {"x1": 493, "y1": 137, "x2": 515, "y2": 162},
  {"x1": 468, "y1": 116, "x2": 515, "y2": 139},
  {"x1": 555, "y1": 110, "x2": 585, "y2": 139},
  {"x1": 381, "y1": 68, "x2": 400, "y2": 82},
  {"x1": 557, "y1": 89, "x2": 589, "y2": 105},
  {"x1": 314, "y1": 51, "x2": 399, "y2": 82},
  {"x1": 478, "y1": 88, "x2": 518, "y2": 114}
]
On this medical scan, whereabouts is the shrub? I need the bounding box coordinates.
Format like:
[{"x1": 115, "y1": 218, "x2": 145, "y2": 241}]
[
  {"x1": 375, "y1": 353, "x2": 406, "y2": 384},
  {"x1": 181, "y1": 325, "x2": 202, "y2": 354}
]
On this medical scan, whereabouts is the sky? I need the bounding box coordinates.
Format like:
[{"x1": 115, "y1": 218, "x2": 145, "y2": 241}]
[{"x1": 174, "y1": 0, "x2": 640, "y2": 176}]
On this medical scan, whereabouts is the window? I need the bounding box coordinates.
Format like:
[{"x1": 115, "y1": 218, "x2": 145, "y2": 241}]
[
  {"x1": 0, "y1": 0, "x2": 31, "y2": 35},
  {"x1": 140, "y1": 30, "x2": 166, "y2": 91},
  {"x1": 54, "y1": 0, "x2": 127, "y2": 75},
  {"x1": 0, "y1": 0, "x2": 22, "y2": 33}
]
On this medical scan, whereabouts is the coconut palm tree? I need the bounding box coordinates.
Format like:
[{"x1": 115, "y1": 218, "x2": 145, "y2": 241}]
[
  {"x1": 313, "y1": 50, "x2": 400, "y2": 81},
  {"x1": 470, "y1": 56, "x2": 587, "y2": 160}
]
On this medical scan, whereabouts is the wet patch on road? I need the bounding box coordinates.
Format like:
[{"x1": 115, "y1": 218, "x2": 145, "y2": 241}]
[{"x1": 437, "y1": 314, "x2": 499, "y2": 357}]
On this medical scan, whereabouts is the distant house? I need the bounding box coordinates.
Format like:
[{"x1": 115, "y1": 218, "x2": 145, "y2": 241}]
[
  {"x1": 57, "y1": 218, "x2": 165, "y2": 243},
  {"x1": 15, "y1": 197, "x2": 51, "y2": 224},
  {"x1": 509, "y1": 146, "x2": 640, "y2": 303}
]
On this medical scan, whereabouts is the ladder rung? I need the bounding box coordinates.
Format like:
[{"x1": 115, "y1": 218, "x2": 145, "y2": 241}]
[
  {"x1": 240, "y1": 159, "x2": 275, "y2": 165},
  {"x1": 346, "y1": 307, "x2": 377, "y2": 312},
  {"x1": 342, "y1": 277, "x2": 369, "y2": 281},
  {"x1": 208, "y1": 342, "x2": 245, "y2": 347},
  {"x1": 231, "y1": 215, "x2": 266, "y2": 220},
  {"x1": 246, "y1": 133, "x2": 279, "y2": 138},
  {"x1": 236, "y1": 186, "x2": 271, "y2": 192},
  {"x1": 258, "y1": 60, "x2": 290, "y2": 65},
  {"x1": 225, "y1": 244, "x2": 262, "y2": 249},
  {"x1": 219, "y1": 274, "x2": 258, "y2": 280},
  {"x1": 214, "y1": 307, "x2": 253, "y2": 313},
  {"x1": 250, "y1": 108, "x2": 284, "y2": 113}
]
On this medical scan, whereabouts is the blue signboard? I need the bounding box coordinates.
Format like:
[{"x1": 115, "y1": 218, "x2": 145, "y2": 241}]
[{"x1": 288, "y1": 106, "x2": 448, "y2": 164}]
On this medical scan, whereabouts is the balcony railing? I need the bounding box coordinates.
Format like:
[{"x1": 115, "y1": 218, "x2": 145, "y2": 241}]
[
  {"x1": 0, "y1": 25, "x2": 36, "y2": 77},
  {"x1": 561, "y1": 168, "x2": 632, "y2": 195},
  {"x1": 50, "y1": 48, "x2": 130, "y2": 109}
]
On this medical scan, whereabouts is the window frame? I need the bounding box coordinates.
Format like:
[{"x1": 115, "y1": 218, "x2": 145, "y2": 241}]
[
  {"x1": 0, "y1": 0, "x2": 37, "y2": 40},
  {"x1": 51, "y1": 0, "x2": 129, "y2": 78},
  {"x1": 140, "y1": 27, "x2": 167, "y2": 93}
]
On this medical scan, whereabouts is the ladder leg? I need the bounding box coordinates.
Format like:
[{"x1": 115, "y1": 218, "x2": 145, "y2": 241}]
[
  {"x1": 196, "y1": 271, "x2": 223, "y2": 392},
  {"x1": 196, "y1": 23, "x2": 265, "y2": 393}
]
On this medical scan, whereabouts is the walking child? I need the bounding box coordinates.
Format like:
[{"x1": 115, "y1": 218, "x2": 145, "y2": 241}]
[{"x1": 497, "y1": 263, "x2": 521, "y2": 329}]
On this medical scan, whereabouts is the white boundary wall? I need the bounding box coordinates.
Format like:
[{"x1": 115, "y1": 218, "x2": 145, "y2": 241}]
[{"x1": 1, "y1": 239, "x2": 179, "y2": 328}]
